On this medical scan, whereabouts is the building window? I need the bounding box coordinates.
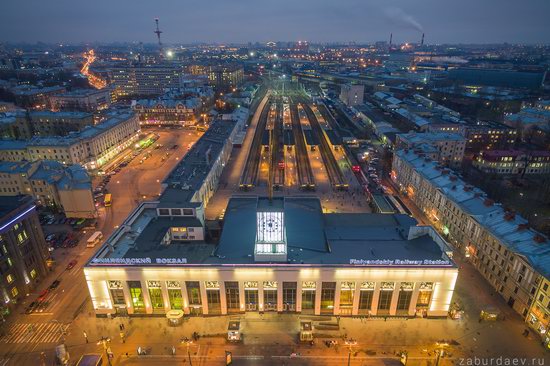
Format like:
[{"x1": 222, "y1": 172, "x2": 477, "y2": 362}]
[
  {"x1": 378, "y1": 290, "x2": 393, "y2": 312},
  {"x1": 206, "y1": 289, "x2": 221, "y2": 314},
  {"x1": 225, "y1": 282, "x2": 240, "y2": 313},
  {"x1": 321, "y1": 282, "x2": 336, "y2": 314},
  {"x1": 339, "y1": 282, "x2": 355, "y2": 315},
  {"x1": 17, "y1": 230, "x2": 28, "y2": 244},
  {"x1": 358, "y1": 290, "x2": 373, "y2": 313},
  {"x1": 301, "y1": 284, "x2": 316, "y2": 314},
  {"x1": 397, "y1": 290, "x2": 413, "y2": 312},
  {"x1": 245, "y1": 288, "x2": 258, "y2": 311},
  {"x1": 283, "y1": 282, "x2": 297, "y2": 311},
  {"x1": 168, "y1": 289, "x2": 183, "y2": 310},
  {"x1": 11, "y1": 287, "x2": 18, "y2": 298},
  {"x1": 149, "y1": 288, "x2": 164, "y2": 311},
  {"x1": 417, "y1": 291, "x2": 432, "y2": 308},
  {"x1": 263, "y1": 287, "x2": 277, "y2": 311},
  {"x1": 186, "y1": 281, "x2": 201, "y2": 305},
  {"x1": 30, "y1": 269, "x2": 37, "y2": 279},
  {"x1": 110, "y1": 289, "x2": 125, "y2": 305},
  {"x1": 6, "y1": 274, "x2": 14, "y2": 284},
  {"x1": 128, "y1": 281, "x2": 145, "y2": 313}
]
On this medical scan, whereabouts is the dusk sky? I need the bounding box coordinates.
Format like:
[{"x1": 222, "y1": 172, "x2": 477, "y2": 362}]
[{"x1": 1, "y1": 0, "x2": 549, "y2": 44}]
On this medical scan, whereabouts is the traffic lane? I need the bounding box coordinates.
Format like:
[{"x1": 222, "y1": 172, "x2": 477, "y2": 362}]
[{"x1": 116, "y1": 355, "x2": 400, "y2": 366}]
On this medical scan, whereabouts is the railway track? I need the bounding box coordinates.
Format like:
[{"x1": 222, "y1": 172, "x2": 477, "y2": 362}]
[
  {"x1": 289, "y1": 98, "x2": 315, "y2": 190},
  {"x1": 302, "y1": 101, "x2": 348, "y2": 190},
  {"x1": 240, "y1": 96, "x2": 272, "y2": 189}
]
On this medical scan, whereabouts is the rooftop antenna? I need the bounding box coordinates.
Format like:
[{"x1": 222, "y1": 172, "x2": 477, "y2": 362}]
[
  {"x1": 389, "y1": 33, "x2": 393, "y2": 47},
  {"x1": 421, "y1": 33, "x2": 425, "y2": 47},
  {"x1": 154, "y1": 18, "x2": 163, "y2": 56}
]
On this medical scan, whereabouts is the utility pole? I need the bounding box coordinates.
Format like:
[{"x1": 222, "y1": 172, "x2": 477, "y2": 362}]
[{"x1": 154, "y1": 18, "x2": 163, "y2": 58}]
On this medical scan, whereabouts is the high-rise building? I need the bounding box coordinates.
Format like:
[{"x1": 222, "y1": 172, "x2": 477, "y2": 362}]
[
  {"x1": 339, "y1": 84, "x2": 364, "y2": 107},
  {"x1": 110, "y1": 65, "x2": 182, "y2": 97},
  {"x1": 208, "y1": 66, "x2": 244, "y2": 92},
  {"x1": 0, "y1": 195, "x2": 50, "y2": 318}
]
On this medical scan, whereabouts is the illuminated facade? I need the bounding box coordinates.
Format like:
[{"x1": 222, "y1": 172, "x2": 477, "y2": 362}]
[
  {"x1": 85, "y1": 197, "x2": 458, "y2": 318},
  {"x1": 0, "y1": 196, "x2": 49, "y2": 318},
  {"x1": 392, "y1": 149, "x2": 550, "y2": 343},
  {"x1": 0, "y1": 112, "x2": 140, "y2": 171}
]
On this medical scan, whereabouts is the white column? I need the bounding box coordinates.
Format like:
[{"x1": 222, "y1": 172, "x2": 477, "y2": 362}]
[
  {"x1": 238, "y1": 282, "x2": 245, "y2": 313},
  {"x1": 296, "y1": 281, "x2": 303, "y2": 313},
  {"x1": 409, "y1": 285, "x2": 421, "y2": 316},
  {"x1": 142, "y1": 282, "x2": 152, "y2": 315},
  {"x1": 389, "y1": 287, "x2": 400, "y2": 316},
  {"x1": 277, "y1": 282, "x2": 283, "y2": 312},
  {"x1": 219, "y1": 282, "x2": 227, "y2": 315},
  {"x1": 333, "y1": 282, "x2": 341, "y2": 315},
  {"x1": 121, "y1": 282, "x2": 133, "y2": 314},
  {"x1": 160, "y1": 282, "x2": 171, "y2": 312},
  {"x1": 314, "y1": 282, "x2": 322, "y2": 315},
  {"x1": 200, "y1": 282, "x2": 209, "y2": 315},
  {"x1": 352, "y1": 282, "x2": 361, "y2": 315},
  {"x1": 371, "y1": 283, "x2": 381, "y2": 316},
  {"x1": 258, "y1": 283, "x2": 265, "y2": 312},
  {"x1": 181, "y1": 282, "x2": 190, "y2": 315}
]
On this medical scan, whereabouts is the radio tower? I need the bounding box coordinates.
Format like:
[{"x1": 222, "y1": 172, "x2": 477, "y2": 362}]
[{"x1": 154, "y1": 18, "x2": 163, "y2": 57}]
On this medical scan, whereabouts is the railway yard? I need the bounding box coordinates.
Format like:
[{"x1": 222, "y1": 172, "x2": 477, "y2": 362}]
[{"x1": 206, "y1": 82, "x2": 370, "y2": 219}]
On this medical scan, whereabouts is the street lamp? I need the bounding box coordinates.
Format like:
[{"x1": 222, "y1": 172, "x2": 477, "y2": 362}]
[
  {"x1": 97, "y1": 336, "x2": 112, "y2": 366},
  {"x1": 344, "y1": 338, "x2": 357, "y2": 366},
  {"x1": 181, "y1": 337, "x2": 193, "y2": 366}
]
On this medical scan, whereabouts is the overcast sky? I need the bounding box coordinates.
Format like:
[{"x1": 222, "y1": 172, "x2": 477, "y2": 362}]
[{"x1": 1, "y1": 0, "x2": 549, "y2": 44}]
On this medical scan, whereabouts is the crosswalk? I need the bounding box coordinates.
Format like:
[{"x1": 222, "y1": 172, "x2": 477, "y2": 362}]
[{"x1": 0, "y1": 322, "x2": 69, "y2": 344}]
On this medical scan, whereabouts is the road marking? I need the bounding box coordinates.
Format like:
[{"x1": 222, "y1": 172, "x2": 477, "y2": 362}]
[{"x1": 0, "y1": 322, "x2": 69, "y2": 344}]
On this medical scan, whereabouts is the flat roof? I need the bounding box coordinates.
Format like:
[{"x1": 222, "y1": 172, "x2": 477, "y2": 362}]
[
  {"x1": 88, "y1": 196, "x2": 455, "y2": 269},
  {"x1": 159, "y1": 119, "x2": 237, "y2": 208},
  {"x1": 396, "y1": 149, "x2": 550, "y2": 278}
]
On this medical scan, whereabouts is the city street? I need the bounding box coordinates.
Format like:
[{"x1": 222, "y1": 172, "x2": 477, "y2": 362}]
[{"x1": 0, "y1": 127, "x2": 201, "y2": 366}]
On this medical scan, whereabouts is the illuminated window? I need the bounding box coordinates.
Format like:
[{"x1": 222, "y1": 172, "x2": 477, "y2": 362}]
[
  {"x1": 6, "y1": 274, "x2": 14, "y2": 284},
  {"x1": 17, "y1": 230, "x2": 28, "y2": 244},
  {"x1": 30, "y1": 269, "x2": 37, "y2": 279},
  {"x1": 11, "y1": 287, "x2": 18, "y2": 298},
  {"x1": 7, "y1": 257, "x2": 12, "y2": 267}
]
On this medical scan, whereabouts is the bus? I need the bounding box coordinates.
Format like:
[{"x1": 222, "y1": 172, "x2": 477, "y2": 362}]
[
  {"x1": 104, "y1": 194, "x2": 112, "y2": 207},
  {"x1": 86, "y1": 231, "x2": 103, "y2": 248},
  {"x1": 76, "y1": 354, "x2": 103, "y2": 366}
]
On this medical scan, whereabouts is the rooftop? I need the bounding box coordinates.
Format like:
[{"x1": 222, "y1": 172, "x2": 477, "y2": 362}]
[
  {"x1": 159, "y1": 119, "x2": 237, "y2": 208},
  {"x1": 88, "y1": 196, "x2": 455, "y2": 269},
  {"x1": 396, "y1": 149, "x2": 550, "y2": 278}
]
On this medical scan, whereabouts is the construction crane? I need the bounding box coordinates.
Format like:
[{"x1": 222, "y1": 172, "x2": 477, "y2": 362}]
[{"x1": 154, "y1": 18, "x2": 163, "y2": 57}]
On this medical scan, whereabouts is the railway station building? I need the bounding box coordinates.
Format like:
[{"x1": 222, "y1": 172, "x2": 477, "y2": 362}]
[{"x1": 85, "y1": 195, "x2": 458, "y2": 318}]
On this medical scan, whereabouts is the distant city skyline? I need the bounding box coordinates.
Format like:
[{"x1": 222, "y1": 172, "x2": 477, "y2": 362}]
[{"x1": 1, "y1": 0, "x2": 549, "y2": 45}]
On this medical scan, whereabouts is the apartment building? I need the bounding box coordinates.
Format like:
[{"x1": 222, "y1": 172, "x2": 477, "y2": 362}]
[
  {"x1": 0, "y1": 161, "x2": 95, "y2": 218},
  {"x1": 0, "y1": 196, "x2": 50, "y2": 317},
  {"x1": 208, "y1": 66, "x2": 244, "y2": 92},
  {"x1": 133, "y1": 98, "x2": 201, "y2": 126},
  {"x1": 396, "y1": 132, "x2": 466, "y2": 168},
  {"x1": 340, "y1": 84, "x2": 365, "y2": 107},
  {"x1": 14, "y1": 111, "x2": 94, "y2": 139},
  {"x1": 0, "y1": 112, "x2": 140, "y2": 171},
  {"x1": 50, "y1": 88, "x2": 111, "y2": 112},
  {"x1": 391, "y1": 149, "x2": 550, "y2": 346},
  {"x1": 473, "y1": 150, "x2": 550, "y2": 176},
  {"x1": 110, "y1": 65, "x2": 182, "y2": 97}
]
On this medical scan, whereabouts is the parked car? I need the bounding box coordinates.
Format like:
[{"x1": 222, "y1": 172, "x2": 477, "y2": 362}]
[
  {"x1": 49, "y1": 280, "x2": 61, "y2": 290},
  {"x1": 25, "y1": 301, "x2": 38, "y2": 314},
  {"x1": 37, "y1": 289, "x2": 49, "y2": 302},
  {"x1": 66, "y1": 259, "x2": 78, "y2": 270}
]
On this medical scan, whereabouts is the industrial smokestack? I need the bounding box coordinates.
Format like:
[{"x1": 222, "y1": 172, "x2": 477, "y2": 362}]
[
  {"x1": 421, "y1": 33, "x2": 425, "y2": 47},
  {"x1": 389, "y1": 33, "x2": 393, "y2": 46}
]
